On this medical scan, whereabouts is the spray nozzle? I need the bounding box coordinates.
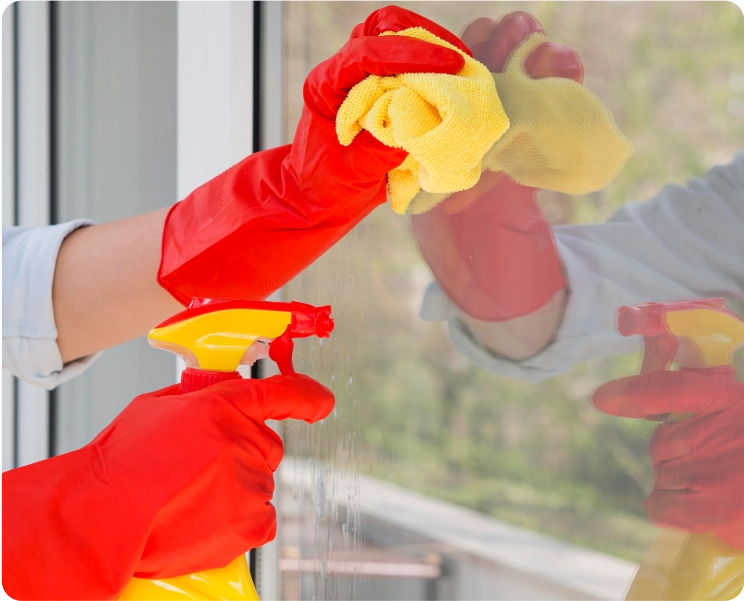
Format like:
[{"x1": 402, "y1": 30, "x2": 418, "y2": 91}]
[
  {"x1": 617, "y1": 299, "x2": 744, "y2": 372},
  {"x1": 617, "y1": 305, "x2": 666, "y2": 337},
  {"x1": 288, "y1": 302, "x2": 334, "y2": 338}
]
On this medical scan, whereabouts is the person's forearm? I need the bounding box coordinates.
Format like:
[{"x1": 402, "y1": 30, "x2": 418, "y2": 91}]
[
  {"x1": 460, "y1": 287, "x2": 567, "y2": 361},
  {"x1": 52, "y1": 207, "x2": 182, "y2": 363}
]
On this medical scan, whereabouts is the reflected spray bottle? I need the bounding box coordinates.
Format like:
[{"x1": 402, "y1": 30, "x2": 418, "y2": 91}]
[{"x1": 617, "y1": 298, "x2": 744, "y2": 601}]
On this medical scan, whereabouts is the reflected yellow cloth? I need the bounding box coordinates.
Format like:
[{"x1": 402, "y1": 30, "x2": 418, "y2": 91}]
[
  {"x1": 336, "y1": 28, "x2": 509, "y2": 215},
  {"x1": 408, "y1": 33, "x2": 634, "y2": 214}
]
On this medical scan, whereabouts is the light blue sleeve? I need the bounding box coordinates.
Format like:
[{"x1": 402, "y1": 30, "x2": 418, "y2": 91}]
[
  {"x1": 2, "y1": 220, "x2": 103, "y2": 390},
  {"x1": 421, "y1": 152, "x2": 744, "y2": 382}
]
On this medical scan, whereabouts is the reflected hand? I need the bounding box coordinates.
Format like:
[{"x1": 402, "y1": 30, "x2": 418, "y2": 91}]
[
  {"x1": 2, "y1": 375, "x2": 335, "y2": 600},
  {"x1": 412, "y1": 12, "x2": 582, "y2": 354},
  {"x1": 461, "y1": 12, "x2": 583, "y2": 83},
  {"x1": 593, "y1": 368, "x2": 744, "y2": 549}
]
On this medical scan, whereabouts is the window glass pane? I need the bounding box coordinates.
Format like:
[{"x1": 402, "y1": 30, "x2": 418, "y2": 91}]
[{"x1": 280, "y1": 3, "x2": 744, "y2": 599}]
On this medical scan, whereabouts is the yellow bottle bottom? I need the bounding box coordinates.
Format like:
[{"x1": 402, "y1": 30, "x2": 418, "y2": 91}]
[
  {"x1": 118, "y1": 555, "x2": 260, "y2": 601},
  {"x1": 627, "y1": 531, "x2": 744, "y2": 600}
]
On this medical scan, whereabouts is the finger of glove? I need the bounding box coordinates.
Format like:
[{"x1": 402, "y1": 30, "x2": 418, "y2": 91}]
[
  {"x1": 306, "y1": 36, "x2": 465, "y2": 118},
  {"x1": 209, "y1": 374, "x2": 335, "y2": 424},
  {"x1": 251, "y1": 423, "x2": 284, "y2": 472},
  {"x1": 591, "y1": 370, "x2": 740, "y2": 419},
  {"x1": 524, "y1": 41, "x2": 584, "y2": 83},
  {"x1": 653, "y1": 450, "x2": 744, "y2": 498},
  {"x1": 646, "y1": 486, "x2": 741, "y2": 530},
  {"x1": 652, "y1": 455, "x2": 695, "y2": 492},
  {"x1": 648, "y1": 408, "x2": 742, "y2": 466},
  {"x1": 243, "y1": 503, "x2": 277, "y2": 553},
  {"x1": 215, "y1": 502, "x2": 277, "y2": 569},
  {"x1": 474, "y1": 12, "x2": 583, "y2": 83},
  {"x1": 354, "y1": 5, "x2": 472, "y2": 56},
  {"x1": 137, "y1": 464, "x2": 278, "y2": 576},
  {"x1": 651, "y1": 449, "x2": 722, "y2": 491},
  {"x1": 649, "y1": 419, "x2": 699, "y2": 467},
  {"x1": 482, "y1": 11, "x2": 545, "y2": 73},
  {"x1": 460, "y1": 17, "x2": 498, "y2": 60},
  {"x1": 353, "y1": 129, "x2": 410, "y2": 172}
]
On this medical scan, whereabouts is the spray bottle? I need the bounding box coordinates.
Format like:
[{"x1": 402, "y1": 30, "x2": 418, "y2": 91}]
[
  {"x1": 615, "y1": 298, "x2": 744, "y2": 600},
  {"x1": 117, "y1": 297, "x2": 334, "y2": 600}
]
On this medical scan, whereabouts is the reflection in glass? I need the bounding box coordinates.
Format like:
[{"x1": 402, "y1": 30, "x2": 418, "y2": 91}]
[{"x1": 278, "y1": 3, "x2": 744, "y2": 599}]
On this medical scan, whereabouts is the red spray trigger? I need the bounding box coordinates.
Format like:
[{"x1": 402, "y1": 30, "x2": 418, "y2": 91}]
[
  {"x1": 269, "y1": 327, "x2": 296, "y2": 375},
  {"x1": 639, "y1": 333, "x2": 679, "y2": 374},
  {"x1": 617, "y1": 303, "x2": 679, "y2": 373},
  {"x1": 267, "y1": 303, "x2": 335, "y2": 375}
]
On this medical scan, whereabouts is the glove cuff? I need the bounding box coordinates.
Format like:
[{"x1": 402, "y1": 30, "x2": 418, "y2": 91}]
[{"x1": 158, "y1": 137, "x2": 387, "y2": 305}]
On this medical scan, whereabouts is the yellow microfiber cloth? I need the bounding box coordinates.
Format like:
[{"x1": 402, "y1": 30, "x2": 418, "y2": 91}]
[
  {"x1": 336, "y1": 28, "x2": 510, "y2": 215},
  {"x1": 407, "y1": 32, "x2": 634, "y2": 215}
]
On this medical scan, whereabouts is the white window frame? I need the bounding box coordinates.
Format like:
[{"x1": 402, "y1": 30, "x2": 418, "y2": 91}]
[
  {"x1": 176, "y1": 2, "x2": 285, "y2": 596},
  {"x1": 3, "y1": 1, "x2": 53, "y2": 470},
  {"x1": 0, "y1": 0, "x2": 15, "y2": 472}
]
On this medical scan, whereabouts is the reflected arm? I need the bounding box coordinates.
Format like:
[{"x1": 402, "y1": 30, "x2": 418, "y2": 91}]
[
  {"x1": 426, "y1": 152, "x2": 744, "y2": 381},
  {"x1": 459, "y1": 288, "x2": 567, "y2": 361}
]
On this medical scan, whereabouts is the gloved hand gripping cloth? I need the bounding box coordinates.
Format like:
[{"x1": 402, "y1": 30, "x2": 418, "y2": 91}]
[
  {"x1": 157, "y1": 6, "x2": 470, "y2": 305},
  {"x1": 340, "y1": 16, "x2": 633, "y2": 216},
  {"x1": 336, "y1": 28, "x2": 509, "y2": 215}
]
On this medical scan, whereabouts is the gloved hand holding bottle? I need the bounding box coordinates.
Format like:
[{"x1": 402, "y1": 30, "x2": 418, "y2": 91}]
[
  {"x1": 412, "y1": 12, "x2": 584, "y2": 359},
  {"x1": 2, "y1": 375, "x2": 335, "y2": 600},
  {"x1": 592, "y1": 368, "x2": 744, "y2": 549}
]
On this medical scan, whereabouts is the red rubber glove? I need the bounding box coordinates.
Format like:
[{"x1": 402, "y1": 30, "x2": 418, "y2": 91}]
[
  {"x1": 2, "y1": 375, "x2": 334, "y2": 600},
  {"x1": 592, "y1": 368, "x2": 744, "y2": 549},
  {"x1": 411, "y1": 12, "x2": 581, "y2": 321},
  {"x1": 158, "y1": 6, "x2": 470, "y2": 306}
]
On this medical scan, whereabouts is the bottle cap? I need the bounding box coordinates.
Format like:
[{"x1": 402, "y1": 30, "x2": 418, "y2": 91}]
[{"x1": 180, "y1": 367, "x2": 241, "y2": 394}]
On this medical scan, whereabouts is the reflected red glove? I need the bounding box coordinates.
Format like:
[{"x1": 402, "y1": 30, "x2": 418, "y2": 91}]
[
  {"x1": 159, "y1": 6, "x2": 470, "y2": 305},
  {"x1": 2, "y1": 375, "x2": 334, "y2": 600},
  {"x1": 412, "y1": 12, "x2": 580, "y2": 321},
  {"x1": 592, "y1": 368, "x2": 744, "y2": 549}
]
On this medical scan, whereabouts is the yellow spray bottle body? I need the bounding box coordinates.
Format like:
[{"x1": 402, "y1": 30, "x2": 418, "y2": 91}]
[
  {"x1": 117, "y1": 297, "x2": 334, "y2": 601},
  {"x1": 118, "y1": 554, "x2": 258, "y2": 601},
  {"x1": 617, "y1": 299, "x2": 744, "y2": 600}
]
